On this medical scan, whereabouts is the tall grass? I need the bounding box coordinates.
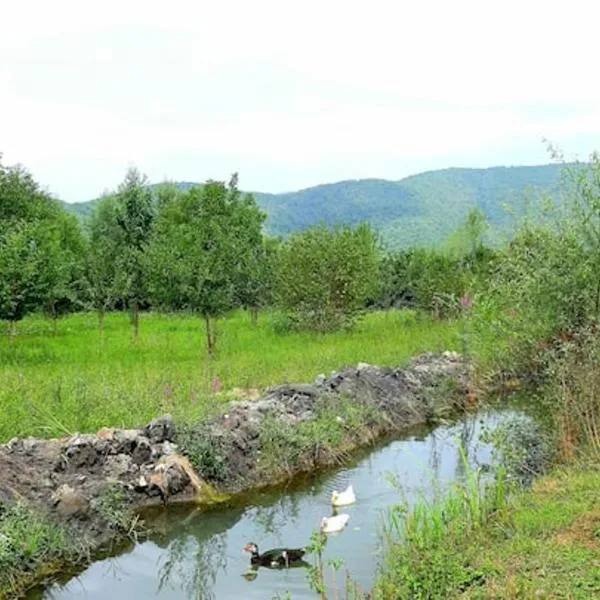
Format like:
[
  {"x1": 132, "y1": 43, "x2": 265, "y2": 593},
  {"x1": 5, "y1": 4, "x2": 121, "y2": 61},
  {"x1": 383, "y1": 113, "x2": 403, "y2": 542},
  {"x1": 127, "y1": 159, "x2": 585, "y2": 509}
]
[
  {"x1": 374, "y1": 452, "x2": 510, "y2": 599},
  {"x1": 0, "y1": 309, "x2": 459, "y2": 441}
]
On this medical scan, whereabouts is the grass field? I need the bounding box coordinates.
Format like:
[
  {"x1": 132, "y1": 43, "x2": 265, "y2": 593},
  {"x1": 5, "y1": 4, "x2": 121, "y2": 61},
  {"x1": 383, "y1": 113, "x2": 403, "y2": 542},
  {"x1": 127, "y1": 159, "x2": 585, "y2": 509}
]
[
  {"x1": 0, "y1": 309, "x2": 459, "y2": 442},
  {"x1": 375, "y1": 465, "x2": 600, "y2": 599}
]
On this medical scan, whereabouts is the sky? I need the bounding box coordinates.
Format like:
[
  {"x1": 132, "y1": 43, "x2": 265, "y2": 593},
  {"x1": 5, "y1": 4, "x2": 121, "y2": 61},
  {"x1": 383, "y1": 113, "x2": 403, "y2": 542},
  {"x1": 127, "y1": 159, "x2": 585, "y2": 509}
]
[{"x1": 2, "y1": 0, "x2": 600, "y2": 203}]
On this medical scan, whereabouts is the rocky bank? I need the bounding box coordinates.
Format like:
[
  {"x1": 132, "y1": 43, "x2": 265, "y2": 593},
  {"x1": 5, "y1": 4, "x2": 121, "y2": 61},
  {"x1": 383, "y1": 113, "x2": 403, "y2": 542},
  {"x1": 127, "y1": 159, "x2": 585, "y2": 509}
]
[{"x1": 0, "y1": 351, "x2": 467, "y2": 591}]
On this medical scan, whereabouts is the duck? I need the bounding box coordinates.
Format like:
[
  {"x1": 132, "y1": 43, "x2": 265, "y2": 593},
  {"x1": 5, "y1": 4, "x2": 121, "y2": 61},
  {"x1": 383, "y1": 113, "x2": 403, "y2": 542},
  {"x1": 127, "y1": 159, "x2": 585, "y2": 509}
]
[
  {"x1": 331, "y1": 484, "x2": 356, "y2": 506},
  {"x1": 320, "y1": 513, "x2": 350, "y2": 533},
  {"x1": 244, "y1": 542, "x2": 306, "y2": 568}
]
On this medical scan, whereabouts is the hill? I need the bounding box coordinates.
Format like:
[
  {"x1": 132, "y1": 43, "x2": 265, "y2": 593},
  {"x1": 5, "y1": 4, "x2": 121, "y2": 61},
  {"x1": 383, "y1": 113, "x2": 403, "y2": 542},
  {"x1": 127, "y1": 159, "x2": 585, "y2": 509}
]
[{"x1": 63, "y1": 164, "x2": 567, "y2": 249}]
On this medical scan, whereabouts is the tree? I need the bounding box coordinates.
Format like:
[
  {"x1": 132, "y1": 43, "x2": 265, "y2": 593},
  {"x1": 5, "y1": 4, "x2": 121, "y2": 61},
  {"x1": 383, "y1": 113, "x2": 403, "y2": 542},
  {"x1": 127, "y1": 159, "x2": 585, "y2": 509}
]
[
  {"x1": 0, "y1": 156, "x2": 84, "y2": 331},
  {"x1": 112, "y1": 167, "x2": 155, "y2": 339},
  {"x1": 84, "y1": 195, "x2": 122, "y2": 329},
  {"x1": 147, "y1": 174, "x2": 265, "y2": 353},
  {"x1": 0, "y1": 222, "x2": 44, "y2": 331},
  {"x1": 275, "y1": 224, "x2": 380, "y2": 332}
]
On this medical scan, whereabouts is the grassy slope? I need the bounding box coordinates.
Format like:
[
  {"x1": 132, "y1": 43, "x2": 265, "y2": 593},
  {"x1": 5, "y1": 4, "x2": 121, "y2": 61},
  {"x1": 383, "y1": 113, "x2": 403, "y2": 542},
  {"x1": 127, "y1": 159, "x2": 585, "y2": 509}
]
[
  {"x1": 0, "y1": 310, "x2": 459, "y2": 441},
  {"x1": 62, "y1": 163, "x2": 567, "y2": 249},
  {"x1": 375, "y1": 467, "x2": 600, "y2": 599},
  {"x1": 463, "y1": 468, "x2": 600, "y2": 599}
]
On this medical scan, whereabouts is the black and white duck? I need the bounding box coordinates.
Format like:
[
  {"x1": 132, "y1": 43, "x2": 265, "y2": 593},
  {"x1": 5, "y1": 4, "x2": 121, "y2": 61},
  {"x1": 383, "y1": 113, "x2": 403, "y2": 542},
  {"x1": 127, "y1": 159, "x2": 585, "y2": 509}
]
[{"x1": 243, "y1": 542, "x2": 306, "y2": 568}]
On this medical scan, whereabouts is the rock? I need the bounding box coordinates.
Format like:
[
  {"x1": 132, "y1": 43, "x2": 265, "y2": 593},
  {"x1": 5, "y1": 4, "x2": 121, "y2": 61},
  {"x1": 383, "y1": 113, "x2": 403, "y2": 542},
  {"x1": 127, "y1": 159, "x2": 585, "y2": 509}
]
[
  {"x1": 314, "y1": 374, "x2": 326, "y2": 386},
  {"x1": 96, "y1": 427, "x2": 115, "y2": 440},
  {"x1": 113, "y1": 430, "x2": 139, "y2": 454},
  {"x1": 53, "y1": 484, "x2": 90, "y2": 519},
  {"x1": 357, "y1": 362, "x2": 372, "y2": 371},
  {"x1": 132, "y1": 438, "x2": 152, "y2": 465},
  {"x1": 161, "y1": 441, "x2": 178, "y2": 456},
  {"x1": 105, "y1": 454, "x2": 134, "y2": 477},
  {"x1": 65, "y1": 435, "x2": 99, "y2": 468},
  {"x1": 145, "y1": 415, "x2": 174, "y2": 444}
]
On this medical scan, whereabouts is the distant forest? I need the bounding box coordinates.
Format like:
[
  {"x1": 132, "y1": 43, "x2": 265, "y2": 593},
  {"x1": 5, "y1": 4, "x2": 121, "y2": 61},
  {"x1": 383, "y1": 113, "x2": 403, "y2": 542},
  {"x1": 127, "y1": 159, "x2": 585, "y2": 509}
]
[{"x1": 63, "y1": 164, "x2": 568, "y2": 249}]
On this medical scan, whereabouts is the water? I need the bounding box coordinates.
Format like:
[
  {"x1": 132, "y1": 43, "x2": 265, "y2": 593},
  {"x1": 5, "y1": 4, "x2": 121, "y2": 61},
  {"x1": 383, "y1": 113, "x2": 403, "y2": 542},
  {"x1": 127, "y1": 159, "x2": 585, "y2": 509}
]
[{"x1": 30, "y1": 409, "x2": 522, "y2": 600}]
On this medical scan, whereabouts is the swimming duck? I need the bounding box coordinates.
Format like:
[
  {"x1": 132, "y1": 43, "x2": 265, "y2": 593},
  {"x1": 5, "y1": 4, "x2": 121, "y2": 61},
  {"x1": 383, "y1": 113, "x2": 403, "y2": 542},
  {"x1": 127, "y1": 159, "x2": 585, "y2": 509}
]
[
  {"x1": 244, "y1": 542, "x2": 306, "y2": 568},
  {"x1": 320, "y1": 513, "x2": 350, "y2": 533},
  {"x1": 331, "y1": 484, "x2": 356, "y2": 507}
]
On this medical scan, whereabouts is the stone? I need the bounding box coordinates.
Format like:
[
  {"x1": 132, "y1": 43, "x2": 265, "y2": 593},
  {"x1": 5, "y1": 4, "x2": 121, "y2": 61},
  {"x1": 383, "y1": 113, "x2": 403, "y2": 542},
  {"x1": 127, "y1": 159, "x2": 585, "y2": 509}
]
[
  {"x1": 65, "y1": 435, "x2": 98, "y2": 468},
  {"x1": 132, "y1": 438, "x2": 152, "y2": 465},
  {"x1": 96, "y1": 427, "x2": 115, "y2": 440},
  {"x1": 161, "y1": 441, "x2": 178, "y2": 456},
  {"x1": 314, "y1": 374, "x2": 326, "y2": 386},
  {"x1": 53, "y1": 484, "x2": 90, "y2": 519},
  {"x1": 145, "y1": 415, "x2": 175, "y2": 444},
  {"x1": 105, "y1": 454, "x2": 133, "y2": 477},
  {"x1": 113, "y1": 429, "x2": 139, "y2": 454}
]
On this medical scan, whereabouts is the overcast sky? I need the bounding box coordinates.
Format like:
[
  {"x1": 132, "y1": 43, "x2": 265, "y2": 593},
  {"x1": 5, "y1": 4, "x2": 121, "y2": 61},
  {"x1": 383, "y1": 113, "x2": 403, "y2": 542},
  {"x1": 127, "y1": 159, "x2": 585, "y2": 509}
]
[{"x1": 2, "y1": 0, "x2": 599, "y2": 203}]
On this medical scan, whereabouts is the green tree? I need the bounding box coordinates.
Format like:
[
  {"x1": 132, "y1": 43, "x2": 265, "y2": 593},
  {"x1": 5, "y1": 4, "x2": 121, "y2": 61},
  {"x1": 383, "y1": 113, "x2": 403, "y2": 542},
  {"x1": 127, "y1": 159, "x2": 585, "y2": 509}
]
[
  {"x1": 84, "y1": 195, "x2": 122, "y2": 329},
  {"x1": 148, "y1": 174, "x2": 265, "y2": 353},
  {"x1": 275, "y1": 224, "x2": 380, "y2": 332},
  {"x1": 113, "y1": 167, "x2": 155, "y2": 339},
  {"x1": 0, "y1": 156, "x2": 84, "y2": 331}
]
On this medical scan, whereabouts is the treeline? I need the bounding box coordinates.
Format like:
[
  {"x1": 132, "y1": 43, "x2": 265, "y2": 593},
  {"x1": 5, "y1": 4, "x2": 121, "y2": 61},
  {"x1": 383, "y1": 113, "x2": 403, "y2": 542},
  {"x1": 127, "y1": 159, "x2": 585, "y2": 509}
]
[
  {"x1": 7, "y1": 151, "x2": 598, "y2": 367},
  {"x1": 0, "y1": 156, "x2": 502, "y2": 348}
]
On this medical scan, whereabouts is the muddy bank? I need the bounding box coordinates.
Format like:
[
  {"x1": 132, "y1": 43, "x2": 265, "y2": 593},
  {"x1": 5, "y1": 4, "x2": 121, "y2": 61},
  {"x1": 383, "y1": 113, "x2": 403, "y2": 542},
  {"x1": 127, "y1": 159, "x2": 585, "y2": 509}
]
[{"x1": 0, "y1": 351, "x2": 466, "y2": 596}]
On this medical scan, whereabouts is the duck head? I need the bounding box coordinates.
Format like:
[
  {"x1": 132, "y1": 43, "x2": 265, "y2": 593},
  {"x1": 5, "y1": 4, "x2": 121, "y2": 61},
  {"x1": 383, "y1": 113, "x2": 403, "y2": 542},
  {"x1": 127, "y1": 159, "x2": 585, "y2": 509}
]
[
  {"x1": 320, "y1": 517, "x2": 327, "y2": 530},
  {"x1": 331, "y1": 491, "x2": 339, "y2": 503},
  {"x1": 244, "y1": 542, "x2": 259, "y2": 556}
]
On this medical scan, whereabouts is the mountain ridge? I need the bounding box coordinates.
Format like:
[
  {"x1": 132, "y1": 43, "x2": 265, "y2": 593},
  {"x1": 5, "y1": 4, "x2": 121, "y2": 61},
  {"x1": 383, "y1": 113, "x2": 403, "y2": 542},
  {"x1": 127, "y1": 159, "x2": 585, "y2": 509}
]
[{"x1": 62, "y1": 162, "x2": 569, "y2": 249}]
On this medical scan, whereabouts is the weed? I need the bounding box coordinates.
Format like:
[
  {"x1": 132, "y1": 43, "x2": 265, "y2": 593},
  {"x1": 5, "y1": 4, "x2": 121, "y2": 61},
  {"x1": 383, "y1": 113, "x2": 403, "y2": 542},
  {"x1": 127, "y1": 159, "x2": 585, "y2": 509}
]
[
  {"x1": 0, "y1": 502, "x2": 85, "y2": 598},
  {"x1": 375, "y1": 455, "x2": 510, "y2": 599},
  {"x1": 175, "y1": 424, "x2": 232, "y2": 482},
  {"x1": 95, "y1": 484, "x2": 140, "y2": 537}
]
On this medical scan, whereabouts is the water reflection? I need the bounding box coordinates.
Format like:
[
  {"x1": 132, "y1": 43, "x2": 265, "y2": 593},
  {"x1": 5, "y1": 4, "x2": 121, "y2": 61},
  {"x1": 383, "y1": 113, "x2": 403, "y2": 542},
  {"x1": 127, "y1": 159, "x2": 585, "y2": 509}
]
[{"x1": 31, "y1": 409, "x2": 528, "y2": 600}]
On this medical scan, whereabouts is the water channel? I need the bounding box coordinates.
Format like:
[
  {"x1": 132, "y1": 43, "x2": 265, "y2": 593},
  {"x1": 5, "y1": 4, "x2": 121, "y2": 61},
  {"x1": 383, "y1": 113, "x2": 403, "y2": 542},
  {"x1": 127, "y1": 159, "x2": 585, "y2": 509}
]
[{"x1": 29, "y1": 408, "x2": 525, "y2": 599}]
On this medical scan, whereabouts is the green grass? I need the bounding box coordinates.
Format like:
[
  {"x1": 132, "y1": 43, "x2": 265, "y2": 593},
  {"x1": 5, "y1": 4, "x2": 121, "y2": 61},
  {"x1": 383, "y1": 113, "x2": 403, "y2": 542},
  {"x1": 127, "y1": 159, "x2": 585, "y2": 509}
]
[
  {"x1": 0, "y1": 309, "x2": 459, "y2": 441},
  {"x1": 0, "y1": 502, "x2": 85, "y2": 599},
  {"x1": 374, "y1": 466, "x2": 600, "y2": 599}
]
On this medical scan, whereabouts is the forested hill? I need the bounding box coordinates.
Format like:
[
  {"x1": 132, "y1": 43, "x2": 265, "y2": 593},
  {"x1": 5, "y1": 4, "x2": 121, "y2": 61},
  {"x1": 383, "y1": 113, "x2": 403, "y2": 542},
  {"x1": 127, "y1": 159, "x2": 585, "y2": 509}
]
[{"x1": 63, "y1": 163, "x2": 567, "y2": 249}]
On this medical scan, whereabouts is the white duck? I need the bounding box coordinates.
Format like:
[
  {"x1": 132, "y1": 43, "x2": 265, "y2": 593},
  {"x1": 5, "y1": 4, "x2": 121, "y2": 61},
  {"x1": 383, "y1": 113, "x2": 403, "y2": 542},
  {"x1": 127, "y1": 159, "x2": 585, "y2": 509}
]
[
  {"x1": 320, "y1": 513, "x2": 350, "y2": 533},
  {"x1": 331, "y1": 484, "x2": 356, "y2": 507}
]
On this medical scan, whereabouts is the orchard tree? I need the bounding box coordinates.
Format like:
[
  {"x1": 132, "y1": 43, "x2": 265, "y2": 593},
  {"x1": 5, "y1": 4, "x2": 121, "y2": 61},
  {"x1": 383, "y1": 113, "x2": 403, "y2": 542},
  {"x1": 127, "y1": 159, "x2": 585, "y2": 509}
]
[
  {"x1": 148, "y1": 174, "x2": 265, "y2": 353},
  {"x1": 0, "y1": 222, "x2": 43, "y2": 332},
  {"x1": 275, "y1": 223, "x2": 380, "y2": 332},
  {"x1": 84, "y1": 195, "x2": 122, "y2": 329},
  {"x1": 0, "y1": 156, "x2": 84, "y2": 331},
  {"x1": 113, "y1": 167, "x2": 155, "y2": 339},
  {"x1": 234, "y1": 236, "x2": 279, "y2": 324}
]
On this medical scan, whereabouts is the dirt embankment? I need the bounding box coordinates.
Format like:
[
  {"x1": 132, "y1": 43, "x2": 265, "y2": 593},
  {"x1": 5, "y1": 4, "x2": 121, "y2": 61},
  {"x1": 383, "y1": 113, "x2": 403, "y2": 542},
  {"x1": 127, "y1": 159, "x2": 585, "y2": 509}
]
[{"x1": 0, "y1": 351, "x2": 466, "y2": 556}]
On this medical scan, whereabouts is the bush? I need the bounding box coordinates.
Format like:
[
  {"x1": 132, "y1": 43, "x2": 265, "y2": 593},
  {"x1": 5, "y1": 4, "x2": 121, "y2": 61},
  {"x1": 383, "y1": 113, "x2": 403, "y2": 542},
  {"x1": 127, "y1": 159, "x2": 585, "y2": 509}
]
[{"x1": 274, "y1": 224, "x2": 380, "y2": 332}]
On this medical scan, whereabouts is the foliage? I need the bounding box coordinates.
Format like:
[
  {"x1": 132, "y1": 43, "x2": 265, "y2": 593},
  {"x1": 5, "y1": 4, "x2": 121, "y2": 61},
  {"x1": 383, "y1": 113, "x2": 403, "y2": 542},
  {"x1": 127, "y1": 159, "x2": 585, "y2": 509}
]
[
  {"x1": 275, "y1": 224, "x2": 380, "y2": 332},
  {"x1": 375, "y1": 459, "x2": 510, "y2": 599},
  {"x1": 147, "y1": 174, "x2": 265, "y2": 352},
  {"x1": 83, "y1": 195, "x2": 123, "y2": 327},
  {"x1": 542, "y1": 327, "x2": 600, "y2": 462},
  {"x1": 112, "y1": 167, "x2": 155, "y2": 338},
  {"x1": 95, "y1": 484, "x2": 140, "y2": 535},
  {"x1": 0, "y1": 502, "x2": 84, "y2": 597},
  {"x1": 176, "y1": 423, "x2": 232, "y2": 482},
  {"x1": 0, "y1": 157, "x2": 84, "y2": 326}
]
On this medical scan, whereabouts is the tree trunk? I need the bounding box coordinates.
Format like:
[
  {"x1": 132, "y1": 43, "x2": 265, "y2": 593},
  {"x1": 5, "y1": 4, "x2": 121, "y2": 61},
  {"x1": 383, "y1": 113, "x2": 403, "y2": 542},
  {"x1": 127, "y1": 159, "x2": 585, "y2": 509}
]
[
  {"x1": 595, "y1": 277, "x2": 600, "y2": 321},
  {"x1": 98, "y1": 307, "x2": 106, "y2": 344},
  {"x1": 131, "y1": 301, "x2": 140, "y2": 341},
  {"x1": 250, "y1": 306, "x2": 259, "y2": 326},
  {"x1": 204, "y1": 314, "x2": 215, "y2": 355}
]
